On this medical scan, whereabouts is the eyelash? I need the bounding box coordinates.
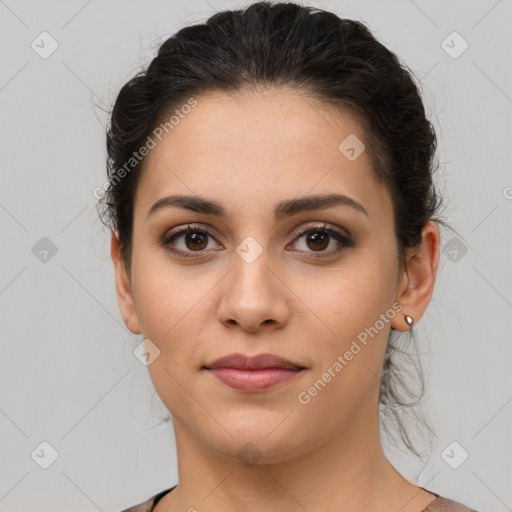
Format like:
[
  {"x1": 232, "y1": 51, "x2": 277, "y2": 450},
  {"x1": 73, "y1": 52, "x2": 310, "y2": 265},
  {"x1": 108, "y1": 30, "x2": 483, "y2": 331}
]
[{"x1": 161, "y1": 223, "x2": 354, "y2": 259}]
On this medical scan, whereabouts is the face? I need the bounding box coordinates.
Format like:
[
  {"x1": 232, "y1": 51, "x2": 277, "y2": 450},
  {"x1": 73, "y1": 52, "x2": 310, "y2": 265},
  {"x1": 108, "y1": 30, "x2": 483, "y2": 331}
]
[{"x1": 114, "y1": 88, "x2": 413, "y2": 463}]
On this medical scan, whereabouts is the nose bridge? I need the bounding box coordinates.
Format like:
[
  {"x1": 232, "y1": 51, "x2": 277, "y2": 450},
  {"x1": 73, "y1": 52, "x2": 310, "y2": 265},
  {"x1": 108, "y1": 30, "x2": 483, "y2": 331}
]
[
  {"x1": 230, "y1": 241, "x2": 274, "y2": 305},
  {"x1": 217, "y1": 239, "x2": 290, "y2": 330}
]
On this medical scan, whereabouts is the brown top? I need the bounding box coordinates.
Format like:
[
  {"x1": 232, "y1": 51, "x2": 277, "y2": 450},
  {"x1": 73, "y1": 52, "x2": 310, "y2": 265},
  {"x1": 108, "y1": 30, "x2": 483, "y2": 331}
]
[{"x1": 119, "y1": 485, "x2": 479, "y2": 512}]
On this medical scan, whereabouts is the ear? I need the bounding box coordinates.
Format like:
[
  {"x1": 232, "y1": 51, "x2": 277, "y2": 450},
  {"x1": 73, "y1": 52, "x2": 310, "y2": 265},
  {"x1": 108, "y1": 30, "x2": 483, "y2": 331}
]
[
  {"x1": 392, "y1": 221, "x2": 440, "y2": 332},
  {"x1": 111, "y1": 231, "x2": 141, "y2": 334}
]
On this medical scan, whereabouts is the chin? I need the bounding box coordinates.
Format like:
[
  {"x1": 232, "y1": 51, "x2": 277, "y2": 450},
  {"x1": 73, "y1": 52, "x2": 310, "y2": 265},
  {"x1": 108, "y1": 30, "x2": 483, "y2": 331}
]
[
  {"x1": 212, "y1": 437, "x2": 300, "y2": 466},
  {"x1": 199, "y1": 419, "x2": 311, "y2": 466}
]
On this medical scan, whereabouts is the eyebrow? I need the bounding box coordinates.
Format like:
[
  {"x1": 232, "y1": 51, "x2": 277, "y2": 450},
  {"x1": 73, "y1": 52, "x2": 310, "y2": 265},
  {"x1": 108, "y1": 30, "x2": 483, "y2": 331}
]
[{"x1": 147, "y1": 193, "x2": 368, "y2": 220}]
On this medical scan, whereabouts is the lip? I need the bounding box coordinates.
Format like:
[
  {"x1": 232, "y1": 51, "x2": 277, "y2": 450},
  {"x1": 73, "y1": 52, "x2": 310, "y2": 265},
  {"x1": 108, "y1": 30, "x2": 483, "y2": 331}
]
[
  {"x1": 205, "y1": 352, "x2": 304, "y2": 370},
  {"x1": 203, "y1": 352, "x2": 306, "y2": 392}
]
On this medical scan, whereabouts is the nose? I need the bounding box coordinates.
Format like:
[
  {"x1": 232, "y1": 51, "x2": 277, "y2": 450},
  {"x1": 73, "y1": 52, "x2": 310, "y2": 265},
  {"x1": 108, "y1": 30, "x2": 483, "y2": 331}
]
[{"x1": 217, "y1": 249, "x2": 291, "y2": 333}]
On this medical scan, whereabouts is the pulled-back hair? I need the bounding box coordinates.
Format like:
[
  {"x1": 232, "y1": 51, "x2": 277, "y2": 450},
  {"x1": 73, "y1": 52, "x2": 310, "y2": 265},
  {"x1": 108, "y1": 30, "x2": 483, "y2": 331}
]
[{"x1": 98, "y1": 1, "x2": 452, "y2": 458}]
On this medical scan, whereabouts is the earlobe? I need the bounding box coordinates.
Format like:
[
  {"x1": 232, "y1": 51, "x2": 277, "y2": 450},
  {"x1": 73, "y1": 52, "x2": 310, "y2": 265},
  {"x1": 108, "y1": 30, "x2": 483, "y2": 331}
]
[
  {"x1": 111, "y1": 232, "x2": 142, "y2": 334},
  {"x1": 391, "y1": 222, "x2": 440, "y2": 332}
]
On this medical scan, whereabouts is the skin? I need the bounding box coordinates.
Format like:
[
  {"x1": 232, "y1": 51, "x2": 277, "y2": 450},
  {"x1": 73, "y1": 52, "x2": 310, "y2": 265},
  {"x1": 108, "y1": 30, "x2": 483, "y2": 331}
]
[{"x1": 111, "y1": 88, "x2": 440, "y2": 512}]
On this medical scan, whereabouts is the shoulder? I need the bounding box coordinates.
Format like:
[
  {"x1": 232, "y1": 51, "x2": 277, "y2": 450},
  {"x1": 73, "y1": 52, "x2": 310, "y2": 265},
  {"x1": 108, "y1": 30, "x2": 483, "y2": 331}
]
[
  {"x1": 423, "y1": 495, "x2": 479, "y2": 512},
  {"x1": 117, "y1": 486, "x2": 176, "y2": 512},
  {"x1": 117, "y1": 496, "x2": 155, "y2": 512},
  {"x1": 118, "y1": 486, "x2": 479, "y2": 512}
]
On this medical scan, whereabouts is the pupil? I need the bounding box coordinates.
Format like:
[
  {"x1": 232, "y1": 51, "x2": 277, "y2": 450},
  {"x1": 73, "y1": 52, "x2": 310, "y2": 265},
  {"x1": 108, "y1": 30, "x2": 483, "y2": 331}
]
[
  {"x1": 186, "y1": 232, "x2": 207, "y2": 250},
  {"x1": 308, "y1": 232, "x2": 328, "y2": 251}
]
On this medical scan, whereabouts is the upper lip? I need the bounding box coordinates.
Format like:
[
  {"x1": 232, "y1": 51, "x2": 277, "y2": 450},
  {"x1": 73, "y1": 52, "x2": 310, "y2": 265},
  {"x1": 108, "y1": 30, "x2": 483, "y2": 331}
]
[{"x1": 204, "y1": 352, "x2": 305, "y2": 370}]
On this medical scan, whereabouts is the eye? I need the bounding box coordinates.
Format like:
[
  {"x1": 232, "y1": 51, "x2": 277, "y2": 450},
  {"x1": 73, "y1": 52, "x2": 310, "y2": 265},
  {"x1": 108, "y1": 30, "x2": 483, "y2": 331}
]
[
  {"x1": 161, "y1": 222, "x2": 354, "y2": 259},
  {"x1": 288, "y1": 223, "x2": 354, "y2": 258},
  {"x1": 161, "y1": 224, "x2": 222, "y2": 258}
]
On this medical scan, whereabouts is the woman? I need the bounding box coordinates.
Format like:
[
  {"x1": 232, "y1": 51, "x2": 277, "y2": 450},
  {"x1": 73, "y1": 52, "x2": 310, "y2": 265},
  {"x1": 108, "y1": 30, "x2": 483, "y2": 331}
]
[{"x1": 99, "y1": 2, "x2": 478, "y2": 511}]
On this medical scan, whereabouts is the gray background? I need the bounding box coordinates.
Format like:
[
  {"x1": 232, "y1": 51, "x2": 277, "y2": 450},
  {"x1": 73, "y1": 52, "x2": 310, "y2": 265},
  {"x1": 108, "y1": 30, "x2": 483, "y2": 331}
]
[{"x1": 0, "y1": 0, "x2": 510, "y2": 511}]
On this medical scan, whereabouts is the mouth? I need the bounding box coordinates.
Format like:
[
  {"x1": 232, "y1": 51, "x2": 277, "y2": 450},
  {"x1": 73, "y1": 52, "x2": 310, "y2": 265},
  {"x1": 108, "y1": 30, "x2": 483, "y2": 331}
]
[{"x1": 202, "y1": 352, "x2": 306, "y2": 392}]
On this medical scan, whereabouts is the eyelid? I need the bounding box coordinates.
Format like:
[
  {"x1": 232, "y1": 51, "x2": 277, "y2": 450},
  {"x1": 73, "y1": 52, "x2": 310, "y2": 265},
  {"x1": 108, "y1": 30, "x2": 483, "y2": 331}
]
[
  {"x1": 163, "y1": 223, "x2": 223, "y2": 243},
  {"x1": 161, "y1": 221, "x2": 353, "y2": 258},
  {"x1": 289, "y1": 222, "x2": 351, "y2": 242}
]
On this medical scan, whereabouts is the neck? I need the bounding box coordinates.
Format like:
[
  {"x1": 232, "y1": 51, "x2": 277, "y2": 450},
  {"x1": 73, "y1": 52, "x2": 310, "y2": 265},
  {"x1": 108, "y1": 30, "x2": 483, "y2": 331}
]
[{"x1": 156, "y1": 394, "x2": 432, "y2": 512}]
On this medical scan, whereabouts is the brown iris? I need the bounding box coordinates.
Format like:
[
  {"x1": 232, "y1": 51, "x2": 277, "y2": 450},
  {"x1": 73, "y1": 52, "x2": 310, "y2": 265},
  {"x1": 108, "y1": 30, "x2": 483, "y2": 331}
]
[
  {"x1": 185, "y1": 231, "x2": 208, "y2": 251},
  {"x1": 306, "y1": 232, "x2": 329, "y2": 251}
]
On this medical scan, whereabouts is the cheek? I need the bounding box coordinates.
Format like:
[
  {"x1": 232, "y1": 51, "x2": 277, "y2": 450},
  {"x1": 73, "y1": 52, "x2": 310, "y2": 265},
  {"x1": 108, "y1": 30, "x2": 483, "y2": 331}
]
[
  {"x1": 131, "y1": 252, "x2": 219, "y2": 362},
  {"x1": 298, "y1": 254, "x2": 398, "y2": 394},
  {"x1": 294, "y1": 279, "x2": 392, "y2": 429},
  {"x1": 131, "y1": 264, "x2": 213, "y2": 412},
  {"x1": 131, "y1": 244, "x2": 186, "y2": 321},
  {"x1": 308, "y1": 259, "x2": 397, "y2": 340}
]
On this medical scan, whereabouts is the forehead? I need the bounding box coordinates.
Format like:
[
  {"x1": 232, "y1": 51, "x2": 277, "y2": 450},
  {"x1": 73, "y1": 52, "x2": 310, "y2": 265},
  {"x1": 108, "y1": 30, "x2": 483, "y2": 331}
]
[{"x1": 135, "y1": 88, "x2": 391, "y2": 222}]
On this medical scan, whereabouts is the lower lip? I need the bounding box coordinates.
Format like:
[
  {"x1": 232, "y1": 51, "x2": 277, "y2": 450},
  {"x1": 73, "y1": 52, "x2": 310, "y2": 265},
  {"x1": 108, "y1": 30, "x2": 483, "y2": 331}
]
[{"x1": 206, "y1": 367, "x2": 304, "y2": 391}]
